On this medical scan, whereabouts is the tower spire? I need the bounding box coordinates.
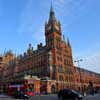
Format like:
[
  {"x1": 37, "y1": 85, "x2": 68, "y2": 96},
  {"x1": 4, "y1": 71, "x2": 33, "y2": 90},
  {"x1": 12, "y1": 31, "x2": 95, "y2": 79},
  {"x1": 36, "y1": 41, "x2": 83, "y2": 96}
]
[
  {"x1": 49, "y1": 0, "x2": 56, "y2": 23},
  {"x1": 45, "y1": 0, "x2": 61, "y2": 35},
  {"x1": 50, "y1": 0, "x2": 54, "y2": 12}
]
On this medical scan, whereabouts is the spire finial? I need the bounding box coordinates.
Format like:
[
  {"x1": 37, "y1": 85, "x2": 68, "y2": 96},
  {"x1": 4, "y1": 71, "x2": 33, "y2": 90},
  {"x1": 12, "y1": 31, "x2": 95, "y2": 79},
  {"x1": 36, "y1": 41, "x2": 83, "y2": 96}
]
[
  {"x1": 49, "y1": 0, "x2": 56, "y2": 22},
  {"x1": 51, "y1": 0, "x2": 52, "y2": 7},
  {"x1": 50, "y1": 0, "x2": 54, "y2": 12}
]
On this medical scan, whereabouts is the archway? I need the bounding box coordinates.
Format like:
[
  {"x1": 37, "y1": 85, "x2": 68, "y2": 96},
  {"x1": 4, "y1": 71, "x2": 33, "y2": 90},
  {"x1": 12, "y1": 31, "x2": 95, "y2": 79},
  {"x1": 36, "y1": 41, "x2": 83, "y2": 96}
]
[{"x1": 51, "y1": 84, "x2": 56, "y2": 93}]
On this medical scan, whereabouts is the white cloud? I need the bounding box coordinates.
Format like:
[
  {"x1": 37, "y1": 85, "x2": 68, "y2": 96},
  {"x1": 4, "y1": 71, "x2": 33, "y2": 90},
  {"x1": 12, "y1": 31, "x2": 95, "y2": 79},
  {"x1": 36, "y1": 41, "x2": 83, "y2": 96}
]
[
  {"x1": 53, "y1": 0, "x2": 94, "y2": 28},
  {"x1": 74, "y1": 51, "x2": 100, "y2": 73}
]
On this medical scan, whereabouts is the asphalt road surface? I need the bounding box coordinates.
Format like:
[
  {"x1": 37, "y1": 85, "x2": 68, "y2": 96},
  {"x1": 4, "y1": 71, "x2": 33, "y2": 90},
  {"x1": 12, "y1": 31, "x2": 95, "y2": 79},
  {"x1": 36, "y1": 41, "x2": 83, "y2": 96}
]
[
  {"x1": 29, "y1": 94, "x2": 100, "y2": 100},
  {"x1": 0, "y1": 94, "x2": 15, "y2": 100},
  {"x1": 29, "y1": 95, "x2": 58, "y2": 100},
  {"x1": 0, "y1": 94, "x2": 100, "y2": 100},
  {"x1": 84, "y1": 94, "x2": 100, "y2": 100}
]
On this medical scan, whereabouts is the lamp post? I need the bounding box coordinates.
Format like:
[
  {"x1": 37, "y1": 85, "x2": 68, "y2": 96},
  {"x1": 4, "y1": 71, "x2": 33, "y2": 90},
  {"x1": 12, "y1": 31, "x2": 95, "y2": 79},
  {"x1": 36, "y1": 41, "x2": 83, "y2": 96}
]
[
  {"x1": 74, "y1": 59, "x2": 83, "y2": 67},
  {"x1": 74, "y1": 59, "x2": 83, "y2": 93}
]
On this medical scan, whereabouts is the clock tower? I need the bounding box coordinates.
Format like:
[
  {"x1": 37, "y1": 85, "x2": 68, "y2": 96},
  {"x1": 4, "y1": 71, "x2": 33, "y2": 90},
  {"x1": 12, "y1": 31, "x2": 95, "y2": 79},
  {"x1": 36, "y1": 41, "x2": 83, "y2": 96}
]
[{"x1": 45, "y1": 5, "x2": 62, "y2": 49}]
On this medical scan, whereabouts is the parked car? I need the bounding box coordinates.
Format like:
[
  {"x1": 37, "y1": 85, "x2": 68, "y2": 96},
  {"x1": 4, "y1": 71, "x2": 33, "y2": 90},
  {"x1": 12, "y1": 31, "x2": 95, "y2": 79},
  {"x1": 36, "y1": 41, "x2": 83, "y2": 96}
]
[
  {"x1": 13, "y1": 91, "x2": 30, "y2": 99},
  {"x1": 58, "y1": 89, "x2": 83, "y2": 100}
]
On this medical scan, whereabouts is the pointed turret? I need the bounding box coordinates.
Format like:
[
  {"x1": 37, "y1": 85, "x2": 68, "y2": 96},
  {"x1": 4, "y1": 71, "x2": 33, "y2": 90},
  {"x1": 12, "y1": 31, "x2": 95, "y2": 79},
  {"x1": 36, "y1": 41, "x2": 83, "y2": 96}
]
[
  {"x1": 48, "y1": 2, "x2": 57, "y2": 24},
  {"x1": 45, "y1": 3, "x2": 61, "y2": 34},
  {"x1": 27, "y1": 43, "x2": 33, "y2": 55},
  {"x1": 45, "y1": 2, "x2": 62, "y2": 49},
  {"x1": 63, "y1": 35, "x2": 65, "y2": 41},
  {"x1": 67, "y1": 38, "x2": 71, "y2": 48}
]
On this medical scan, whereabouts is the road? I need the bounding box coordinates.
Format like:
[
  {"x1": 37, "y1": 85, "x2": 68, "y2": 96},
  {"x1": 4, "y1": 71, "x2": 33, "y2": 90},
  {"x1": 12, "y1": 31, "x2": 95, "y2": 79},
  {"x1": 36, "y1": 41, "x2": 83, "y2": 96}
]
[
  {"x1": 0, "y1": 94, "x2": 19, "y2": 100},
  {"x1": 29, "y1": 95, "x2": 58, "y2": 100},
  {"x1": 84, "y1": 94, "x2": 100, "y2": 100},
  {"x1": 0, "y1": 94, "x2": 100, "y2": 100},
  {"x1": 29, "y1": 94, "x2": 100, "y2": 100}
]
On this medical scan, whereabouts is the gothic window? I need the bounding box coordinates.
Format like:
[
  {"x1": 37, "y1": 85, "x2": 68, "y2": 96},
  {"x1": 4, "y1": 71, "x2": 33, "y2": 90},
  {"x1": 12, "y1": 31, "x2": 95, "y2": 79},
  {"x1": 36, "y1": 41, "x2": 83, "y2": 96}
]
[
  {"x1": 58, "y1": 65, "x2": 64, "y2": 73},
  {"x1": 64, "y1": 59, "x2": 66, "y2": 65},
  {"x1": 59, "y1": 75, "x2": 63, "y2": 81},
  {"x1": 57, "y1": 56, "x2": 59, "y2": 61},
  {"x1": 64, "y1": 59, "x2": 68, "y2": 65},
  {"x1": 66, "y1": 76, "x2": 68, "y2": 81}
]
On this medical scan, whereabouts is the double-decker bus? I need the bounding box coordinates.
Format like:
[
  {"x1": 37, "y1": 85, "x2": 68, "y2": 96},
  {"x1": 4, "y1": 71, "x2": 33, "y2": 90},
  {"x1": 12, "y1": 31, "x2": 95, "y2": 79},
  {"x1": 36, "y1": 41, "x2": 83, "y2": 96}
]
[{"x1": 6, "y1": 75, "x2": 40, "y2": 97}]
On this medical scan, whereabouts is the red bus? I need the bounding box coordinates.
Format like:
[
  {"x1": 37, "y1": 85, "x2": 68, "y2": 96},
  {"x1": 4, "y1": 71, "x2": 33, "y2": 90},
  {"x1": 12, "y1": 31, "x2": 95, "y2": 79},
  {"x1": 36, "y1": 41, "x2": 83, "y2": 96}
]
[{"x1": 6, "y1": 76, "x2": 40, "y2": 97}]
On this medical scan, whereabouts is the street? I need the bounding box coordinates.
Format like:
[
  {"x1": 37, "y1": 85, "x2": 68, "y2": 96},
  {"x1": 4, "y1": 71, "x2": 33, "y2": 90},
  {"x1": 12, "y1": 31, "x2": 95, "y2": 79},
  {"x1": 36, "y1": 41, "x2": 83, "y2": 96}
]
[
  {"x1": 84, "y1": 94, "x2": 100, "y2": 100},
  {"x1": 0, "y1": 94, "x2": 16, "y2": 100},
  {"x1": 29, "y1": 94, "x2": 100, "y2": 100},
  {"x1": 0, "y1": 94, "x2": 100, "y2": 100}
]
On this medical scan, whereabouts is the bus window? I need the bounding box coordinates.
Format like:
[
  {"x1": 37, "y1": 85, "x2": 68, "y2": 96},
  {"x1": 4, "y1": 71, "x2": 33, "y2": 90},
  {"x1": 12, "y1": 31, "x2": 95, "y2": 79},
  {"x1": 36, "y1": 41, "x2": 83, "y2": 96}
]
[{"x1": 27, "y1": 84, "x2": 34, "y2": 92}]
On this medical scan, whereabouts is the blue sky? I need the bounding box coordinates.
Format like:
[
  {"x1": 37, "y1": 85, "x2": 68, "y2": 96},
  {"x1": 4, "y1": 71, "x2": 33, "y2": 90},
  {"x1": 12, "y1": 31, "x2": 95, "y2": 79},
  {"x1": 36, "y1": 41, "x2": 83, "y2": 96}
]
[{"x1": 0, "y1": 0, "x2": 100, "y2": 73}]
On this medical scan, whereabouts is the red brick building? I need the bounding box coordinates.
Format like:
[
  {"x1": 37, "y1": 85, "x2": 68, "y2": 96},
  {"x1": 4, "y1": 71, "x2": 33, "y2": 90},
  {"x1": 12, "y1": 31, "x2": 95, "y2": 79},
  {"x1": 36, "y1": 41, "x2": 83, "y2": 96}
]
[
  {"x1": 75, "y1": 67, "x2": 100, "y2": 92},
  {"x1": 1, "y1": 6, "x2": 76, "y2": 93},
  {"x1": 0, "y1": 51, "x2": 14, "y2": 93},
  {"x1": 1, "y1": 6, "x2": 100, "y2": 94}
]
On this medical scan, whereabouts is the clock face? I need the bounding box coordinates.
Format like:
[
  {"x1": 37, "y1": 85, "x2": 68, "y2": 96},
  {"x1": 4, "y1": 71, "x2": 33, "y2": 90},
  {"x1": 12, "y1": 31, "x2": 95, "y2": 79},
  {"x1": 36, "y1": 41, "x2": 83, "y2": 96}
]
[
  {"x1": 48, "y1": 26, "x2": 51, "y2": 30},
  {"x1": 55, "y1": 25, "x2": 59, "y2": 31},
  {"x1": 47, "y1": 25, "x2": 59, "y2": 31}
]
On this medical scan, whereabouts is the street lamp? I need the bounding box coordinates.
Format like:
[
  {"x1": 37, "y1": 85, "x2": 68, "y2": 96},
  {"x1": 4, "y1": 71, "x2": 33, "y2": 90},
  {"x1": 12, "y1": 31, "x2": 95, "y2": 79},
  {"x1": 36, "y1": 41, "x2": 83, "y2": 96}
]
[
  {"x1": 74, "y1": 59, "x2": 83, "y2": 93},
  {"x1": 74, "y1": 59, "x2": 83, "y2": 67}
]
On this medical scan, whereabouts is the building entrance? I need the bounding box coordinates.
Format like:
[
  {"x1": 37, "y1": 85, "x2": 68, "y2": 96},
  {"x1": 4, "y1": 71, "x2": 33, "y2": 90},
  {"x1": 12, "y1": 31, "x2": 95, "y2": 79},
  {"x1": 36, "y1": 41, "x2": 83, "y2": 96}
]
[{"x1": 51, "y1": 85, "x2": 56, "y2": 93}]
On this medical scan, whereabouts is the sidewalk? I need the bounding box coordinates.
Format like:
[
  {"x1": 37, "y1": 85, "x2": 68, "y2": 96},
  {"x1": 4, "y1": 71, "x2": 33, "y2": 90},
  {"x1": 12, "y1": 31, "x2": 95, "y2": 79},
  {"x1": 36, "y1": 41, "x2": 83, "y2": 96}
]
[
  {"x1": 0, "y1": 94, "x2": 11, "y2": 98},
  {"x1": 85, "y1": 93, "x2": 100, "y2": 98}
]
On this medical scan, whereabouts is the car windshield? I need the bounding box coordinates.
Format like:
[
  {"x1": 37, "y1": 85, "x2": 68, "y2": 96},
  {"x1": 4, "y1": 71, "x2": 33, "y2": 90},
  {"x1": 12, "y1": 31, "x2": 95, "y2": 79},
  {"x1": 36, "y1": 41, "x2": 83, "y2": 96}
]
[{"x1": 71, "y1": 90, "x2": 79, "y2": 95}]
